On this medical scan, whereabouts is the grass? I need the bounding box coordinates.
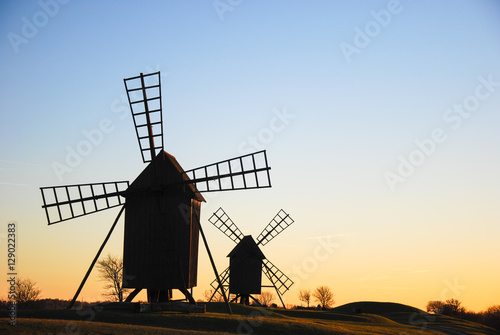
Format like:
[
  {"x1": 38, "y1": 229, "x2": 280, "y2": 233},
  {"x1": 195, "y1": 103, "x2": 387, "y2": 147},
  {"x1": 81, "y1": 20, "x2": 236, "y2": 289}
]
[
  {"x1": 1, "y1": 301, "x2": 499, "y2": 334},
  {"x1": 1, "y1": 318, "x2": 226, "y2": 335},
  {"x1": 332, "y1": 302, "x2": 500, "y2": 335}
]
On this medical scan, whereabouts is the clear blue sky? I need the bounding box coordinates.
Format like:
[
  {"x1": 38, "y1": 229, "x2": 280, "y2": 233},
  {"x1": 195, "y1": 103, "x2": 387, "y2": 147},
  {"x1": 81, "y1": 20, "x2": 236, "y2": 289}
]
[{"x1": 1, "y1": 0, "x2": 500, "y2": 311}]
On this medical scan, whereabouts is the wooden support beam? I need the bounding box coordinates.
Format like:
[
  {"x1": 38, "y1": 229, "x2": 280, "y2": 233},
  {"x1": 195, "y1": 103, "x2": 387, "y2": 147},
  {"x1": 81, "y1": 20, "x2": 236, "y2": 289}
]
[
  {"x1": 67, "y1": 206, "x2": 125, "y2": 309},
  {"x1": 194, "y1": 209, "x2": 232, "y2": 315}
]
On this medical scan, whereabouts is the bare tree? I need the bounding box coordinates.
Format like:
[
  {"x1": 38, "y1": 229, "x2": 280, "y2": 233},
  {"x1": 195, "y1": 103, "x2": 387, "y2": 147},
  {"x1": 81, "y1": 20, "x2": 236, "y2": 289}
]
[
  {"x1": 203, "y1": 289, "x2": 224, "y2": 302},
  {"x1": 426, "y1": 300, "x2": 445, "y2": 314},
  {"x1": 313, "y1": 286, "x2": 334, "y2": 309},
  {"x1": 96, "y1": 253, "x2": 130, "y2": 302},
  {"x1": 485, "y1": 305, "x2": 500, "y2": 316},
  {"x1": 443, "y1": 298, "x2": 465, "y2": 316},
  {"x1": 426, "y1": 299, "x2": 465, "y2": 316},
  {"x1": 16, "y1": 278, "x2": 41, "y2": 304},
  {"x1": 257, "y1": 291, "x2": 275, "y2": 306},
  {"x1": 299, "y1": 289, "x2": 311, "y2": 308}
]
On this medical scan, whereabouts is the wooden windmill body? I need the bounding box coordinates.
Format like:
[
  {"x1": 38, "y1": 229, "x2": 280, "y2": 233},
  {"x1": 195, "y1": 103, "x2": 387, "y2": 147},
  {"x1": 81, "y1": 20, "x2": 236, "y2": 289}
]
[
  {"x1": 40, "y1": 72, "x2": 272, "y2": 308},
  {"x1": 227, "y1": 236, "x2": 265, "y2": 296},
  {"x1": 122, "y1": 151, "x2": 205, "y2": 299},
  {"x1": 209, "y1": 208, "x2": 294, "y2": 307}
]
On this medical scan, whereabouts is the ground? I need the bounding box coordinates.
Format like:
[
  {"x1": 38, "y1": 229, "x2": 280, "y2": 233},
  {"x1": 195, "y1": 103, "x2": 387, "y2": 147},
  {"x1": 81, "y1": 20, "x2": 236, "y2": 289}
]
[{"x1": 1, "y1": 301, "x2": 498, "y2": 334}]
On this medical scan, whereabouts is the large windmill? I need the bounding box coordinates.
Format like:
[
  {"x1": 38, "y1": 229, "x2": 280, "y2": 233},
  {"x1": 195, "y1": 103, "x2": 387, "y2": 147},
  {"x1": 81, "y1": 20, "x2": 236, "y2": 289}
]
[
  {"x1": 40, "y1": 72, "x2": 272, "y2": 309},
  {"x1": 208, "y1": 207, "x2": 294, "y2": 308}
]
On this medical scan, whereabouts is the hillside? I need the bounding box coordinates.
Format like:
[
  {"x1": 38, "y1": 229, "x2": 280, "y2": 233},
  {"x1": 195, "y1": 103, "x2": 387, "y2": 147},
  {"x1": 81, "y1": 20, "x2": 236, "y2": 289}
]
[{"x1": 1, "y1": 301, "x2": 498, "y2": 334}]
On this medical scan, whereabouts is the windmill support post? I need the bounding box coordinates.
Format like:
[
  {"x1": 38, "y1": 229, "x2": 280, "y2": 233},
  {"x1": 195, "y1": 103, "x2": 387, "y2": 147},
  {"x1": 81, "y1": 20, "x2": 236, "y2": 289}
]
[
  {"x1": 264, "y1": 284, "x2": 286, "y2": 309},
  {"x1": 179, "y1": 288, "x2": 196, "y2": 305},
  {"x1": 194, "y1": 213, "x2": 232, "y2": 315},
  {"x1": 275, "y1": 289, "x2": 286, "y2": 309},
  {"x1": 248, "y1": 295, "x2": 261, "y2": 306},
  {"x1": 67, "y1": 206, "x2": 125, "y2": 309},
  {"x1": 208, "y1": 285, "x2": 223, "y2": 302},
  {"x1": 208, "y1": 269, "x2": 229, "y2": 303},
  {"x1": 263, "y1": 263, "x2": 287, "y2": 309},
  {"x1": 125, "y1": 288, "x2": 142, "y2": 302}
]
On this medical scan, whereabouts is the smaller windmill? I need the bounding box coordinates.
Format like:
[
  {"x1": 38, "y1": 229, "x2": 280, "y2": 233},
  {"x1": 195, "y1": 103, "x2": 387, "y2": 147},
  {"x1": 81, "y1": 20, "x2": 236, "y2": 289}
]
[{"x1": 208, "y1": 208, "x2": 294, "y2": 308}]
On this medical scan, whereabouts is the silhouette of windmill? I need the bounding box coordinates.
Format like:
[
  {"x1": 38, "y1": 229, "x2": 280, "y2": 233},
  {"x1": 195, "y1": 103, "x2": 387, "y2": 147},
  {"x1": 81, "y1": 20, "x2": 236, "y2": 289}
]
[
  {"x1": 208, "y1": 207, "x2": 294, "y2": 308},
  {"x1": 40, "y1": 72, "x2": 272, "y2": 309}
]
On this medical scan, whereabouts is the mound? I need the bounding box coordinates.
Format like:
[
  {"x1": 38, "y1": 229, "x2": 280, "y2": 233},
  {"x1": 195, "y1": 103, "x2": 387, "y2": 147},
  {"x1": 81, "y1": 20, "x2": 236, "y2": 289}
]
[{"x1": 333, "y1": 301, "x2": 424, "y2": 315}]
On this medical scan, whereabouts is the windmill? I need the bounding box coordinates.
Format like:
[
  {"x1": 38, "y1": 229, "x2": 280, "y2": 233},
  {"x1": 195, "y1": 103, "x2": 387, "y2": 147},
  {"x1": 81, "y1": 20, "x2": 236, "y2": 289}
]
[
  {"x1": 40, "y1": 72, "x2": 272, "y2": 310},
  {"x1": 208, "y1": 207, "x2": 294, "y2": 308}
]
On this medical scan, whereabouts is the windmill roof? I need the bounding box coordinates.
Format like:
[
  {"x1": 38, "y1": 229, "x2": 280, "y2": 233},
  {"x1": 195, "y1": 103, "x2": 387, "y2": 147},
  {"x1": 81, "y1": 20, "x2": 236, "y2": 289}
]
[
  {"x1": 227, "y1": 235, "x2": 265, "y2": 259},
  {"x1": 163, "y1": 151, "x2": 206, "y2": 202},
  {"x1": 126, "y1": 150, "x2": 205, "y2": 202}
]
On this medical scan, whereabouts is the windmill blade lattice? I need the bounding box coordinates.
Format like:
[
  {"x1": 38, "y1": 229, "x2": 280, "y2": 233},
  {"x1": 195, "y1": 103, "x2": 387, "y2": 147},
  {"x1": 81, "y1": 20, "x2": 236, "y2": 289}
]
[
  {"x1": 183, "y1": 150, "x2": 271, "y2": 192},
  {"x1": 124, "y1": 72, "x2": 163, "y2": 163},
  {"x1": 262, "y1": 259, "x2": 294, "y2": 295},
  {"x1": 40, "y1": 181, "x2": 129, "y2": 225},
  {"x1": 208, "y1": 208, "x2": 244, "y2": 243},
  {"x1": 210, "y1": 266, "x2": 230, "y2": 292},
  {"x1": 256, "y1": 209, "x2": 294, "y2": 246}
]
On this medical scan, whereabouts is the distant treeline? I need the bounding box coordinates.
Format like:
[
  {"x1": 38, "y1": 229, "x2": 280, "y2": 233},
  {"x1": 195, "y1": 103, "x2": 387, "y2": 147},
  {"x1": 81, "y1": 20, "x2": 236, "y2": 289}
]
[{"x1": 427, "y1": 299, "x2": 500, "y2": 331}]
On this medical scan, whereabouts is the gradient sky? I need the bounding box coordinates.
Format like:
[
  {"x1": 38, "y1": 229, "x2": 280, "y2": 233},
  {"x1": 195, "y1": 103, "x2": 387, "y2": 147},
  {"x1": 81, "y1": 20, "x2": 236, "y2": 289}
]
[{"x1": 1, "y1": 0, "x2": 500, "y2": 312}]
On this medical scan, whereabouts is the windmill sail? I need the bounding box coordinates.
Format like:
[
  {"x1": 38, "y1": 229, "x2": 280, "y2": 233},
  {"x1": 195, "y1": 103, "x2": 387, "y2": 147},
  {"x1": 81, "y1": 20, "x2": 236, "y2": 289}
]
[
  {"x1": 256, "y1": 209, "x2": 294, "y2": 246},
  {"x1": 262, "y1": 259, "x2": 294, "y2": 295},
  {"x1": 183, "y1": 150, "x2": 271, "y2": 192},
  {"x1": 210, "y1": 266, "x2": 230, "y2": 292},
  {"x1": 124, "y1": 72, "x2": 164, "y2": 163},
  {"x1": 40, "y1": 181, "x2": 129, "y2": 225},
  {"x1": 208, "y1": 208, "x2": 244, "y2": 243}
]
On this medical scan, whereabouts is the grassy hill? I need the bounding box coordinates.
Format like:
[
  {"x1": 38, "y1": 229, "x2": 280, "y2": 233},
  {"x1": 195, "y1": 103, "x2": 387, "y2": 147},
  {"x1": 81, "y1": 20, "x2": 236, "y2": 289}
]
[{"x1": 1, "y1": 301, "x2": 499, "y2": 334}]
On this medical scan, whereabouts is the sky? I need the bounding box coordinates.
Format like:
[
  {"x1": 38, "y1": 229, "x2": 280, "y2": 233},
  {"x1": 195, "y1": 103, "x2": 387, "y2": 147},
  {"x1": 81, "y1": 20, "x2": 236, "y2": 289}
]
[{"x1": 1, "y1": 0, "x2": 500, "y2": 312}]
